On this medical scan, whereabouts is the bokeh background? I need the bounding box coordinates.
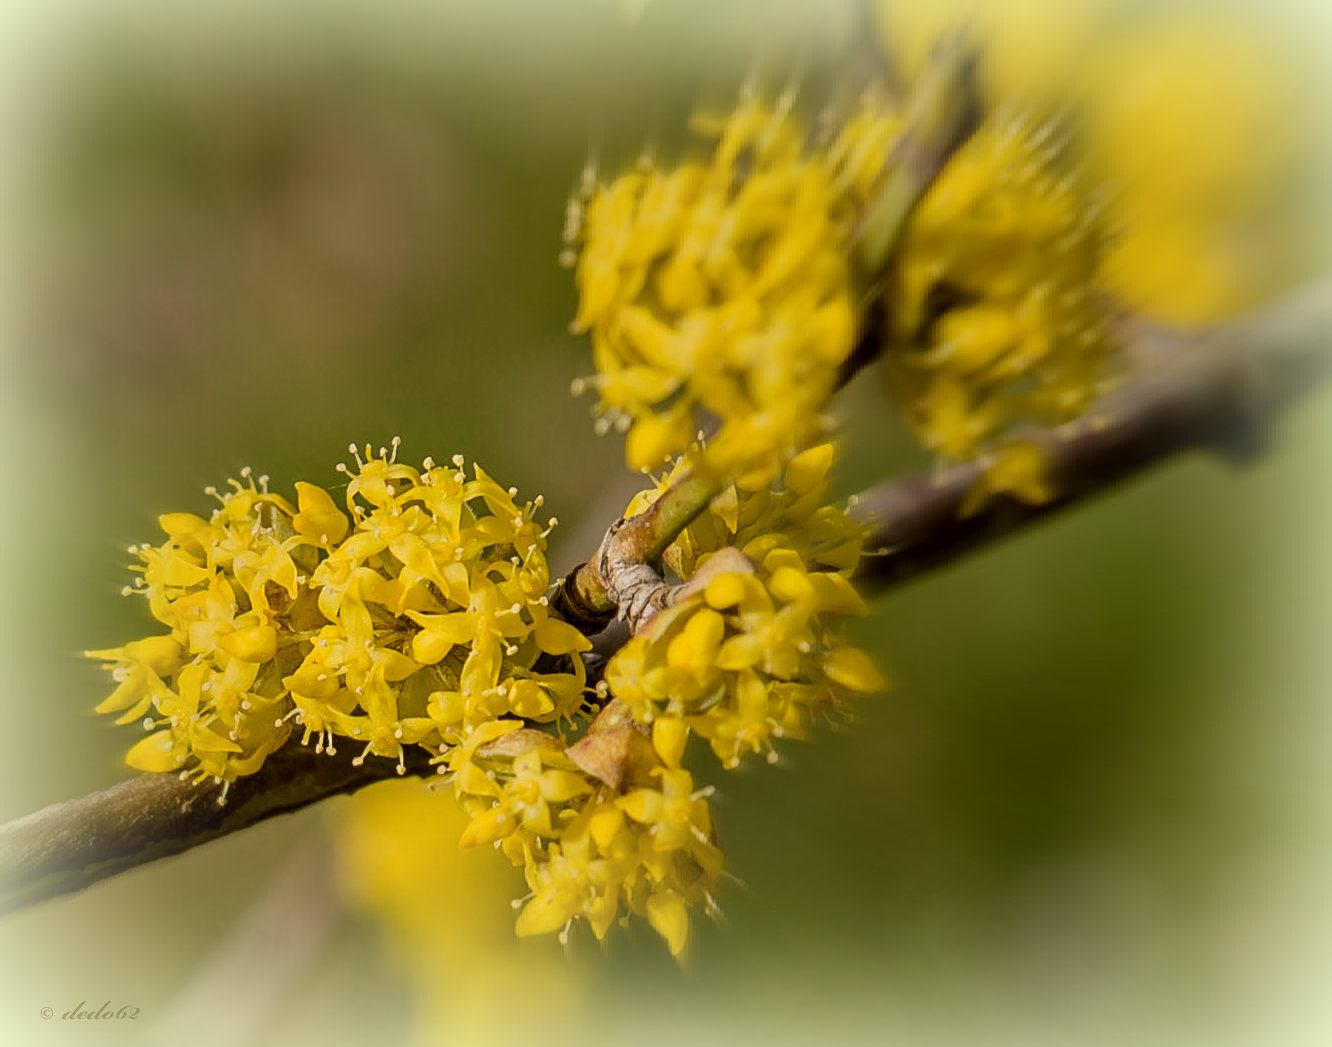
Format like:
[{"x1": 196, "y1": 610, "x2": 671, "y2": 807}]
[{"x1": 2, "y1": 0, "x2": 1331, "y2": 1044}]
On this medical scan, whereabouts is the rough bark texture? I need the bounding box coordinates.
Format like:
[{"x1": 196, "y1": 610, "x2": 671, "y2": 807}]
[{"x1": 0, "y1": 742, "x2": 435, "y2": 914}]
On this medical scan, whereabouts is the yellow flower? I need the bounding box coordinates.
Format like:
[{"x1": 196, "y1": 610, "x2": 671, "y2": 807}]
[
  {"x1": 441, "y1": 712, "x2": 723, "y2": 957},
  {"x1": 880, "y1": 0, "x2": 1306, "y2": 334},
  {"x1": 90, "y1": 442, "x2": 592, "y2": 786},
  {"x1": 1083, "y1": 7, "x2": 1304, "y2": 324},
  {"x1": 884, "y1": 112, "x2": 1115, "y2": 465},
  {"x1": 335, "y1": 779, "x2": 581, "y2": 1045},
  {"x1": 873, "y1": 0, "x2": 1309, "y2": 515},
  {"x1": 878, "y1": 0, "x2": 1116, "y2": 107},
  {"x1": 514, "y1": 767, "x2": 722, "y2": 958},
  {"x1": 605, "y1": 442, "x2": 882, "y2": 769},
  {"x1": 568, "y1": 88, "x2": 899, "y2": 482}
]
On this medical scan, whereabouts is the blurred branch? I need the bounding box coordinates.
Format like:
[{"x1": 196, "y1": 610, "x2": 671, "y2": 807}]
[
  {"x1": 3, "y1": 280, "x2": 1329, "y2": 917},
  {"x1": 0, "y1": 742, "x2": 434, "y2": 915},
  {"x1": 851, "y1": 277, "x2": 1332, "y2": 592}
]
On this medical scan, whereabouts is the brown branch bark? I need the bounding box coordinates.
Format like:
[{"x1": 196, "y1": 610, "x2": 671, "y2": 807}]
[{"x1": 0, "y1": 741, "x2": 434, "y2": 915}]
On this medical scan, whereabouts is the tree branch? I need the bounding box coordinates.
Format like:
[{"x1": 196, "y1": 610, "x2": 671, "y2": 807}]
[
  {"x1": 0, "y1": 742, "x2": 435, "y2": 915},
  {"x1": 3, "y1": 278, "x2": 1329, "y2": 917}
]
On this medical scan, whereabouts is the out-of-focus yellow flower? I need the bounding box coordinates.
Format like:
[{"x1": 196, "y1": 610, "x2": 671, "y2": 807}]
[
  {"x1": 88, "y1": 441, "x2": 590, "y2": 790},
  {"x1": 871, "y1": 0, "x2": 1310, "y2": 500},
  {"x1": 1083, "y1": 7, "x2": 1304, "y2": 324},
  {"x1": 880, "y1": 0, "x2": 1307, "y2": 331},
  {"x1": 878, "y1": 0, "x2": 1115, "y2": 108},
  {"x1": 335, "y1": 779, "x2": 578, "y2": 1046},
  {"x1": 568, "y1": 88, "x2": 899, "y2": 481},
  {"x1": 885, "y1": 112, "x2": 1115, "y2": 463}
]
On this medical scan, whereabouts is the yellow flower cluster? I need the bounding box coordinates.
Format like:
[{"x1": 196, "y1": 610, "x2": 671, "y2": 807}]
[
  {"x1": 886, "y1": 113, "x2": 1113, "y2": 466},
  {"x1": 89, "y1": 441, "x2": 590, "y2": 790},
  {"x1": 881, "y1": 0, "x2": 1305, "y2": 325},
  {"x1": 567, "y1": 88, "x2": 899, "y2": 481},
  {"x1": 606, "y1": 443, "x2": 882, "y2": 768},
  {"x1": 1085, "y1": 8, "x2": 1303, "y2": 325},
  {"x1": 447, "y1": 719, "x2": 722, "y2": 957}
]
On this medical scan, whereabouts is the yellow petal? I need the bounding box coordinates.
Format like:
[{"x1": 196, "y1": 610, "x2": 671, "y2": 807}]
[
  {"x1": 509, "y1": 679, "x2": 555, "y2": 718},
  {"x1": 783, "y1": 442, "x2": 835, "y2": 497},
  {"x1": 539, "y1": 770, "x2": 593, "y2": 804},
  {"x1": 807, "y1": 295, "x2": 854, "y2": 364},
  {"x1": 217, "y1": 625, "x2": 277, "y2": 663},
  {"x1": 587, "y1": 892, "x2": 619, "y2": 941},
  {"x1": 515, "y1": 886, "x2": 580, "y2": 938},
  {"x1": 588, "y1": 805, "x2": 625, "y2": 850},
  {"x1": 125, "y1": 730, "x2": 185, "y2": 773},
  {"x1": 666, "y1": 608, "x2": 725, "y2": 670},
  {"x1": 767, "y1": 565, "x2": 814, "y2": 605},
  {"x1": 703, "y1": 572, "x2": 747, "y2": 610},
  {"x1": 715, "y1": 633, "x2": 762, "y2": 672},
  {"x1": 157, "y1": 512, "x2": 208, "y2": 541},
  {"x1": 617, "y1": 789, "x2": 665, "y2": 825},
  {"x1": 532, "y1": 615, "x2": 593, "y2": 655},
  {"x1": 426, "y1": 689, "x2": 465, "y2": 725},
  {"x1": 822, "y1": 646, "x2": 887, "y2": 693},
  {"x1": 646, "y1": 890, "x2": 690, "y2": 957},
  {"x1": 625, "y1": 411, "x2": 687, "y2": 473},
  {"x1": 94, "y1": 670, "x2": 150, "y2": 716},
  {"x1": 122, "y1": 631, "x2": 186, "y2": 674},
  {"x1": 458, "y1": 806, "x2": 514, "y2": 849},
  {"x1": 652, "y1": 717, "x2": 690, "y2": 767},
  {"x1": 293, "y1": 482, "x2": 350, "y2": 545},
  {"x1": 809, "y1": 573, "x2": 869, "y2": 617},
  {"x1": 409, "y1": 612, "x2": 475, "y2": 664},
  {"x1": 154, "y1": 556, "x2": 210, "y2": 588},
  {"x1": 284, "y1": 667, "x2": 340, "y2": 702},
  {"x1": 191, "y1": 725, "x2": 244, "y2": 753}
]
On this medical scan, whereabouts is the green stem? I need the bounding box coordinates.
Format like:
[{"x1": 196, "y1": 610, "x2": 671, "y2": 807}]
[{"x1": 856, "y1": 36, "x2": 980, "y2": 279}]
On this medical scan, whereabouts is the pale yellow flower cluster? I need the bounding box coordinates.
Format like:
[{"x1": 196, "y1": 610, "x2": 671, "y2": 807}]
[
  {"x1": 881, "y1": 0, "x2": 1305, "y2": 327},
  {"x1": 89, "y1": 442, "x2": 590, "y2": 789},
  {"x1": 568, "y1": 89, "x2": 899, "y2": 481},
  {"x1": 606, "y1": 443, "x2": 881, "y2": 768}
]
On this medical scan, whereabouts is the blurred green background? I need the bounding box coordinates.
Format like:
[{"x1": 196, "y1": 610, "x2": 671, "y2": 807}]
[{"x1": 1, "y1": 0, "x2": 1331, "y2": 1044}]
